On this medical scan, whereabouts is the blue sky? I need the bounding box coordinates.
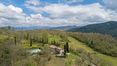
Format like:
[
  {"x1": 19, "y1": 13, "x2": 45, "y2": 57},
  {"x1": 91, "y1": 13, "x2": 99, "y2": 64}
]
[
  {"x1": 0, "y1": 0, "x2": 101, "y2": 14},
  {"x1": 0, "y1": 0, "x2": 117, "y2": 27}
]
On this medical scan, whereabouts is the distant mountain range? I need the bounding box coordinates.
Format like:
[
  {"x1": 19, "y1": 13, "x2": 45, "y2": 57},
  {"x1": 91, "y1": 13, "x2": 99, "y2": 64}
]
[
  {"x1": 13, "y1": 25, "x2": 77, "y2": 30},
  {"x1": 1, "y1": 21, "x2": 117, "y2": 38},
  {"x1": 50, "y1": 25, "x2": 77, "y2": 30},
  {"x1": 68, "y1": 21, "x2": 117, "y2": 38},
  {"x1": 14, "y1": 26, "x2": 53, "y2": 30},
  {"x1": 0, "y1": 25, "x2": 77, "y2": 30}
]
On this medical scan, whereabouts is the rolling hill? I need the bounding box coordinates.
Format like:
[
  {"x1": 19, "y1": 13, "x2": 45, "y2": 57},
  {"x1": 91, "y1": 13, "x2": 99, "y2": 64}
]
[
  {"x1": 50, "y1": 25, "x2": 77, "y2": 30},
  {"x1": 68, "y1": 21, "x2": 117, "y2": 38}
]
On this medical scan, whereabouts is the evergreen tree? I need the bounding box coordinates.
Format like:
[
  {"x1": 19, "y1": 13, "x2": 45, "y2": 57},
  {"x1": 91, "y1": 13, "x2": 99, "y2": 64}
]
[
  {"x1": 66, "y1": 42, "x2": 69, "y2": 53},
  {"x1": 30, "y1": 38, "x2": 32, "y2": 46},
  {"x1": 26, "y1": 33, "x2": 29, "y2": 40},
  {"x1": 64, "y1": 45, "x2": 66, "y2": 57},
  {"x1": 14, "y1": 36, "x2": 16, "y2": 45}
]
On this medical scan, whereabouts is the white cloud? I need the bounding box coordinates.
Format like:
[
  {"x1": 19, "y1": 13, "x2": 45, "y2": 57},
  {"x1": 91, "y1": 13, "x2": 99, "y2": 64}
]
[
  {"x1": 8, "y1": 5, "x2": 23, "y2": 13},
  {"x1": 0, "y1": 2, "x2": 117, "y2": 27},
  {"x1": 30, "y1": 3, "x2": 117, "y2": 23},
  {"x1": 59, "y1": 0, "x2": 84, "y2": 4},
  {"x1": 25, "y1": 0, "x2": 40, "y2": 6},
  {"x1": 0, "y1": 3, "x2": 26, "y2": 26},
  {"x1": 0, "y1": 3, "x2": 65, "y2": 27},
  {"x1": 103, "y1": 0, "x2": 117, "y2": 10},
  {"x1": 42, "y1": 3, "x2": 107, "y2": 19},
  {"x1": 31, "y1": 14, "x2": 43, "y2": 19}
]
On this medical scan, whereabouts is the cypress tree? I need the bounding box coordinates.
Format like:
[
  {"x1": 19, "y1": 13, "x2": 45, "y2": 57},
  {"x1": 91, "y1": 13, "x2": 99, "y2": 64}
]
[
  {"x1": 66, "y1": 42, "x2": 69, "y2": 53},
  {"x1": 42, "y1": 38, "x2": 45, "y2": 46},
  {"x1": 91, "y1": 41, "x2": 93, "y2": 44},
  {"x1": 26, "y1": 33, "x2": 29, "y2": 40},
  {"x1": 30, "y1": 38, "x2": 32, "y2": 46},
  {"x1": 64, "y1": 45, "x2": 66, "y2": 57},
  {"x1": 90, "y1": 41, "x2": 93, "y2": 47},
  {"x1": 14, "y1": 36, "x2": 16, "y2": 45}
]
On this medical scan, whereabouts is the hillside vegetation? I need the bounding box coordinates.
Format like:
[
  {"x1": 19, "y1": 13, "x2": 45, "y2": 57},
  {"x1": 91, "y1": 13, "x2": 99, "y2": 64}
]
[
  {"x1": 0, "y1": 28, "x2": 117, "y2": 66},
  {"x1": 69, "y1": 32, "x2": 117, "y2": 57},
  {"x1": 68, "y1": 21, "x2": 117, "y2": 38}
]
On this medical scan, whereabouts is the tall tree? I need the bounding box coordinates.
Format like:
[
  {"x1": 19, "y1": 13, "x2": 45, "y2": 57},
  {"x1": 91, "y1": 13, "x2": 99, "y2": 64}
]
[
  {"x1": 14, "y1": 36, "x2": 16, "y2": 45},
  {"x1": 66, "y1": 42, "x2": 69, "y2": 52},
  {"x1": 30, "y1": 38, "x2": 32, "y2": 47},
  {"x1": 64, "y1": 45, "x2": 66, "y2": 57},
  {"x1": 26, "y1": 33, "x2": 29, "y2": 40}
]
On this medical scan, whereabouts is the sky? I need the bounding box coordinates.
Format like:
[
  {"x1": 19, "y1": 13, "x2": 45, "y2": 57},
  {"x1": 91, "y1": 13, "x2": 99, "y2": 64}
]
[{"x1": 0, "y1": 0, "x2": 117, "y2": 27}]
